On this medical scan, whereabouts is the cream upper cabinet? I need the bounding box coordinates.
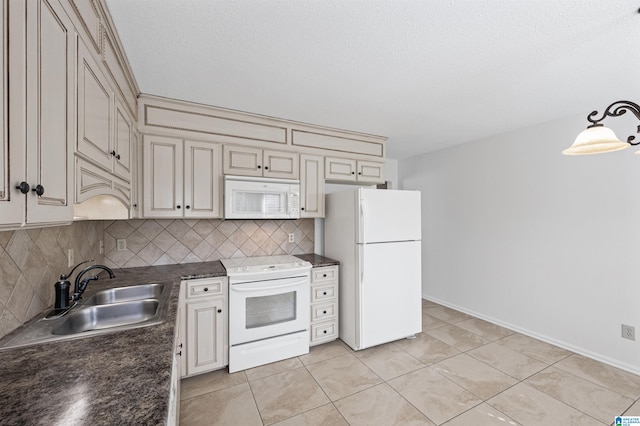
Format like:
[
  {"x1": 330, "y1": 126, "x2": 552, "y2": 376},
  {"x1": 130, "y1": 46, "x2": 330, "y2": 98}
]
[
  {"x1": 0, "y1": 0, "x2": 22, "y2": 228},
  {"x1": 143, "y1": 135, "x2": 221, "y2": 218},
  {"x1": 357, "y1": 160, "x2": 385, "y2": 184},
  {"x1": 325, "y1": 157, "x2": 385, "y2": 184},
  {"x1": 113, "y1": 97, "x2": 132, "y2": 181},
  {"x1": 263, "y1": 149, "x2": 299, "y2": 179},
  {"x1": 23, "y1": 0, "x2": 75, "y2": 226},
  {"x1": 223, "y1": 145, "x2": 299, "y2": 179},
  {"x1": 300, "y1": 154, "x2": 324, "y2": 218},
  {"x1": 1, "y1": 0, "x2": 76, "y2": 229},
  {"x1": 183, "y1": 140, "x2": 221, "y2": 218},
  {"x1": 77, "y1": 38, "x2": 132, "y2": 183}
]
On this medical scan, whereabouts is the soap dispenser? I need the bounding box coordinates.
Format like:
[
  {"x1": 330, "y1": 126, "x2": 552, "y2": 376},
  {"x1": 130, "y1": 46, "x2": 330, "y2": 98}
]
[{"x1": 54, "y1": 260, "x2": 92, "y2": 311}]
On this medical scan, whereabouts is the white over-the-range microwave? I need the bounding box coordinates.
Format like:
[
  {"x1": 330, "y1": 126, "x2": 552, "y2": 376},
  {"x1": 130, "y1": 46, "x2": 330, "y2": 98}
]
[{"x1": 224, "y1": 175, "x2": 300, "y2": 219}]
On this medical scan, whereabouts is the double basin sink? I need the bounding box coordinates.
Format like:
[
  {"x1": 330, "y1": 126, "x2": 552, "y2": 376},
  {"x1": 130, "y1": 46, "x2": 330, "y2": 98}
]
[{"x1": 0, "y1": 283, "x2": 170, "y2": 350}]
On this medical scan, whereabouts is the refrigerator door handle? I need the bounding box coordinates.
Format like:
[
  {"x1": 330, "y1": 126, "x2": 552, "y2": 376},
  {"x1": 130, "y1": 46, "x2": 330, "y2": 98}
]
[{"x1": 358, "y1": 198, "x2": 365, "y2": 243}]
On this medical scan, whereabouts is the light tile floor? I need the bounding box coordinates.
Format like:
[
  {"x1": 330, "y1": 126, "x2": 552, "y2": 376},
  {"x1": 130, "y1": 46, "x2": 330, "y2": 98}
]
[{"x1": 180, "y1": 300, "x2": 640, "y2": 425}]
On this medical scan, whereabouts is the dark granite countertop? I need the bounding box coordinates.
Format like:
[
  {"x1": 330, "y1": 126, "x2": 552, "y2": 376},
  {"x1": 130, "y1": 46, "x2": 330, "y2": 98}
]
[
  {"x1": 295, "y1": 253, "x2": 340, "y2": 267},
  {"x1": 0, "y1": 261, "x2": 225, "y2": 426},
  {"x1": 0, "y1": 256, "x2": 334, "y2": 425}
]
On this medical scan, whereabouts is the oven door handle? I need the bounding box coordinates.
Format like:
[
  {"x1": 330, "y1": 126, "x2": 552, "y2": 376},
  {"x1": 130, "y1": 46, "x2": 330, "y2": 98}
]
[{"x1": 231, "y1": 281, "x2": 305, "y2": 292}]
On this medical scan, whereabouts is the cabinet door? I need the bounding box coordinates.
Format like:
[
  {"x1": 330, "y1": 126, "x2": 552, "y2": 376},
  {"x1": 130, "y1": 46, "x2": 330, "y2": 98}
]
[
  {"x1": 184, "y1": 141, "x2": 221, "y2": 218},
  {"x1": 223, "y1": 145, "x2": 262, "y2": 177},
  {"x1": 113, "y1": 97, "x2": 132, "y2": 181},
  {"x1": 143, "y1": 135, "x2": 183, "y2": 217},
  {"x1": 25, "y1": 0, "x2": 75, "y2": 225},
  {"x1": 130, "y1": 129, "x2": 140, "y2": 217},
  {"x1": 300, "y1": 154, "x2": 324, "y2": 218},
  {"x1": 77, "y1": 37, "x2": 112, "y2": 172},
  {"x1": 0, "y1": 0, "x2": 23, "y2": 228},
  {"x1": 263, "y1": 150, "x2": 299, "y2": 179},
  {"x1": 357, "y1": 160, "x2": 385, "y2": 184},
  {"x1": 186, "y1": 298, "x2": 224, "y2": 375},
  {"x1": 325, "y1": 157, "x2": 357, "y2": 182}
]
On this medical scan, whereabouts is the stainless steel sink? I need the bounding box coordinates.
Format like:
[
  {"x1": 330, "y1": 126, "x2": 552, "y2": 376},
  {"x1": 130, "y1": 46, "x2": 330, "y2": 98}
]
[
  {"x1": 0, "y1": 282, "x2": 170, "y2": 350},
  {"x1": 53, "y1": 300, "x2": 160, "y2": 335},
  {"x1": 84, "y1": 283, "x2": 165, "y2": 305}
]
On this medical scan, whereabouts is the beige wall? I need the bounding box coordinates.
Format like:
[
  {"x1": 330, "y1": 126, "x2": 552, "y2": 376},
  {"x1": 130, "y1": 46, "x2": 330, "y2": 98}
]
[
  {"x1": 0, "y1": 222, "x2": 104, "y2": 338},
  {"x1": 0, "y1": 218, "x2": 315, "y2": 339}
]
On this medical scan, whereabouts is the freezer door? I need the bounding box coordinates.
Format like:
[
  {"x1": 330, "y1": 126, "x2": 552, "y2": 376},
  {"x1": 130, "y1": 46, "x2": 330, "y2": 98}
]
[
  {"x1": 357, "y1": 189, "x2": 421, "y2": 244},
  {"x1": 357, "y1": 240, "x2": 422, "y2": 349}
]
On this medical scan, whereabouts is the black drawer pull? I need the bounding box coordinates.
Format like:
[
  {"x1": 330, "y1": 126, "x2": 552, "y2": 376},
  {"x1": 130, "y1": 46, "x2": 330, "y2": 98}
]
[
  {"x1": 323, "y1": 330, "x2": 327, "y2": 334},
  {"x1": 323, "y1": 310, "x2": 327, "y2": 314},
  {"x1": 203, "y1": 287, "x2": 208, "y2": 292},
  {"x1": 323, "y1": 274, "x2": 327, "y2": 277},
  {"x1": 323, "y1": 291, "x2": 327, "y2": 295}
]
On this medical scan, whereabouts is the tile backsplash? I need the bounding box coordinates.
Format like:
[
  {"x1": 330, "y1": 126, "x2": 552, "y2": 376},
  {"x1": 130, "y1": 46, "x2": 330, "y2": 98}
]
[
  {"x1": 0, "y1": 218, "x2": 314, "y2": 339},
  {"x1": 102, "y1": 219, "x2": 314, "y2": 268},
  {"x1": 0, "y1": 222, "x2": 104, "y2": 339}
]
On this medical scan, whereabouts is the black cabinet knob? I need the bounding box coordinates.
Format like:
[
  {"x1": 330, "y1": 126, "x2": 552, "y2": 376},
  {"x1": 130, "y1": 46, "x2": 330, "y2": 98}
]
[
  {"x1": 177, "y1": 205, "x2": 181, "y2": 209},
  {"x1": 323, "y1": 310, "x2": 327, "y2": 314},
  {"x1": 186, "y1": 205, "x2": 191, "y2": 209},
  {"x1": 133, "y1": 203, "x2": 138, "y2": 208},
  {"x1": 179, "y1": 343, "x2": 183, "y2": 348},
  {"x1": 264, "y1": 166, "x2": 269, "y2": 170},
  {"x1": 323, "y1": 330, "x2": 327, "y2": 334},
  {"x1": 110, "y1": 151, "x2": 121, "y2": 160},
  {"x1": 15, "y1": 182, "x2": 30, "y2": 194},
  {"x1": 32, "y1": 184, "x2": 44, "y2": 196},
  {"x1": 301, "y1": 207, "x2": 305, "y2": 211},
  {"x1": 257, "y1": 165, "x2": 262, "y2": 169},
  {"x1": 351, "y1": 171, "x2": 355, "y2": 175},
  {"x1": 323, "y1": 274, "x2": 327, "y2": 277},
  {"x1": 217, "y1": 309, "x2": 222, "y2": 313},
  {"x1": 358, "y1": 172, "x2": 362, "y2": 175},
  {"x1": 177, "y1": 351, "x2": 182, "y2": 356},
  {"x1": 323, "y1": 291, "x2": 327, "y2": 295},
  {"x1": 203, "y1": 287, "x2": 208, "y2": 292}
]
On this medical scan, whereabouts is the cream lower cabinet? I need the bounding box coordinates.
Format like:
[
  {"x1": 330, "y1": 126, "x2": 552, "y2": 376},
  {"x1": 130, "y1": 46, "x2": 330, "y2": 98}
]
[
  {"x1": 310, "y1": 265, "x2": 339, "y2": 346},
  {"x1": 300, "y1": 154, "x2": 325, "y2": 218},
  {"x1": 325, "y1": 157, "x2": 385, "y2": 184},
  {"x1": 167, "y1": 297, "x2": 182, "y2": 426},
  {"x1": 143, "y1": 135, "x2": 222, "y2": 218},
  {"x1": 223, "y1": 145, "x2": 299, "y2": 179},
  {"x1": 180, "y1": 277, "x2": 228, "y2": 377}
]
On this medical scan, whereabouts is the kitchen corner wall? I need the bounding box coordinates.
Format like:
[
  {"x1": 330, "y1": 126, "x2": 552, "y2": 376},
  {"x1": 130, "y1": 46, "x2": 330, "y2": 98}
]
[
  {"x1": 102, "y1": 219, "x2": 315, "y2": 268},
  {"x1": 0, "y1": 222, "x2": 104, "y2": 339}
]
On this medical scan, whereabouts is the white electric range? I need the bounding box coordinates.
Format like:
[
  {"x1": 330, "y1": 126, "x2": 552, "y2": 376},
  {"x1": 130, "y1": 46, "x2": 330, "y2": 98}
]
[{"x1": 220, "y1": 255, "x2": 312, "y2": 372}]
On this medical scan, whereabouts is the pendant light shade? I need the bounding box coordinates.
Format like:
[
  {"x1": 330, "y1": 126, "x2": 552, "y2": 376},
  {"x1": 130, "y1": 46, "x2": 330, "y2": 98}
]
[{"x1": 562, "y1": 126, "x2": 629, "y2": 155}]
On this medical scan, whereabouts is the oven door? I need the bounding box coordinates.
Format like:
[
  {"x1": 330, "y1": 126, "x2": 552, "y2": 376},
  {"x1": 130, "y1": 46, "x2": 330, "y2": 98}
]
[{"x1": 229, "y1": 275, "x2": 310, "y2": 346}]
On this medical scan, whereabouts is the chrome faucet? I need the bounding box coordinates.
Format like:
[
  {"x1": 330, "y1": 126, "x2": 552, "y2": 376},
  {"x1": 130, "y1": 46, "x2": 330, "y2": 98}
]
[{"x1": 73, "y1": 265, "x2": 116, "y2": 301}]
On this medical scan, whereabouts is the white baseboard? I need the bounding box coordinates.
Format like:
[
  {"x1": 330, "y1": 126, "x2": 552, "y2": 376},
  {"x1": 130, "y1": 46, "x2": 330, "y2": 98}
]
[{"x1": 422, "y1": 294, "x2": 640, "y2": 376}]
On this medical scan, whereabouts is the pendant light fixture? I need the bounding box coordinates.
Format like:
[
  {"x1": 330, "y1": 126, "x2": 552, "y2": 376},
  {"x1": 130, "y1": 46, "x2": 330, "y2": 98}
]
[{"x1": 562, "y1": 100, "x2": 640, "y2": 155}]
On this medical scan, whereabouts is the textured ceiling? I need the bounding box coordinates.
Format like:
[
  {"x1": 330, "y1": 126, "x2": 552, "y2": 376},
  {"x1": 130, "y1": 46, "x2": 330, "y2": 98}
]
[{"x1": 105, "y1": 0, "x2": 640, "y2": 159}]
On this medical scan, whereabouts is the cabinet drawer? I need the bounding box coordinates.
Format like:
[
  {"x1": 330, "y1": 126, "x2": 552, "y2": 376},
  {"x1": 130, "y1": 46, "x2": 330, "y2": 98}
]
[
  {"x1": 311, "y1": 284, "x2": 336, "y2": 302},
  {"x1": 186, "y1": 278, "x2": 225, "y2": 299},
  {"x1": 311, "y1": 322, "x2": 337, "y2": 342},
  {"x1": 311, "y1": 301, "x2": 336, "y2": 322},
  {"x1": 311, "y1": 267, "x2": 337, "y2": 283}
]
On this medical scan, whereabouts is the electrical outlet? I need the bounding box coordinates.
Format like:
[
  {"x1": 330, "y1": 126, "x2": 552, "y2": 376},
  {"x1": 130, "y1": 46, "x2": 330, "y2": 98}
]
[
  {"x1": 67, "y1": 249, "x2": 74, "y2": 268},
  {"x1": 288, "y1": 233, "x2": 295, "y2": 243},
  {"x1": 622, "y1": 324, "x2": 636, "y2": 341},
  {"x1": 99, "y1": 240, "x2": 104, "y2": 255},
  {"x1": 116, "y1": 239, "x2": 127, "y2": 252}
]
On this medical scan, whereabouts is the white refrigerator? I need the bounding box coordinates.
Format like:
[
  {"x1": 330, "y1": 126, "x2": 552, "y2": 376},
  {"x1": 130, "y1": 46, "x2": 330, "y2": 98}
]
[{"x1": 324, "y1": 188, "x2": 422, "y2": 350}]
